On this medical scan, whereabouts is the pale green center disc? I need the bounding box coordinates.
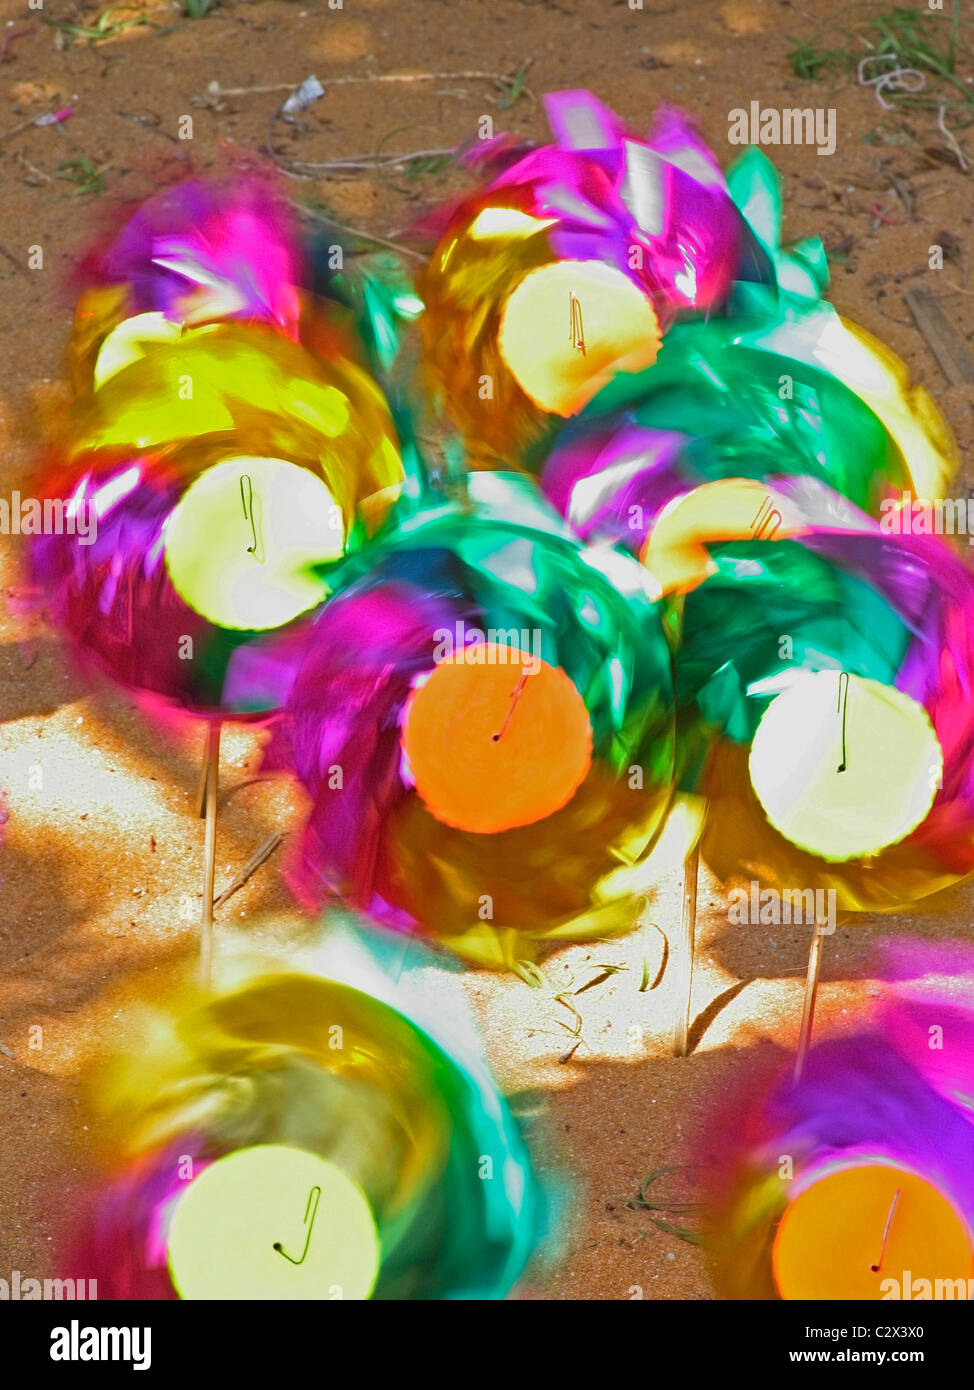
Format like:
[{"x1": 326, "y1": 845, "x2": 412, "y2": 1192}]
[
  {"x1": 748, "y1": 670, "x2": 942, "y2": 862},
  {"x1": 163, "y1": 456, "x2": 344, "y2": 631},
  {"x1": 166, "y1": 1144, "x2": 380, "y2": 1300}
]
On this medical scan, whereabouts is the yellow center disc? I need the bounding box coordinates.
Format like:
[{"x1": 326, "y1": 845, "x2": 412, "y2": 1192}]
[
  {"x1": 166, "y1": 1144, "x2": 381, "y2": 1300},
  {"x1": 498, "y1": 259, "x2": 661, "y2": 417},
  {"x1": 163, "y1": 455, "x2": 343, "y2": 631},
  {"x1": 748, "y1": 671, "x2": 942, "y2": 861}
]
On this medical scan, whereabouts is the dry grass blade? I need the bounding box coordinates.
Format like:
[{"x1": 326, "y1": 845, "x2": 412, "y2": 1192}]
[
  {"x1": 628, "y1": 1166, "x2": 706, "y2": 1214},
  {"x1": 648, "y1": 1217, "x2": 710, "y2": 1245},
  {"x1": 626, "y1": 1166, "x2": 709, "y2": 1245},
  {"x1": 512, "y1": 959, "x2": 546, "y2": 988},
  {"x1": 214, "y1": 832, "x2": 283, "y2": 910},
  {"x1": 553, "y1": 991, "x2": 584, "y2": 1037},
  {"x1": 574, "y1": 964, "x2": 627, "y2": 996},
  {"x1": 286, "y1": 200, "x2": 426, "y2": 262}
]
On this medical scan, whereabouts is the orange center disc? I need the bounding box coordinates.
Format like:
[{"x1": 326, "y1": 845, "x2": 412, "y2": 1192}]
[
  {"x1": 773, "y1": 1164, "x2": 974, "y2": 1301},
  {"x1": 401, "y1": 644, "x2": 593, "y2": 834}
]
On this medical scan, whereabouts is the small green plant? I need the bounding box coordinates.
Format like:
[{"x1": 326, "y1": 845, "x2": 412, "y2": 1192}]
[
  {"x1": 495, "y1": 59, "x2": 533, "y2": 111},
  {"x1": 788, "y1": 38, "x2": 848, "y2": 82},
  {"x1": 400, "y1": 152, "x2": 458, "y2": 183},
  {"x1": 55, "y1": 154, "x2": 106, "y2": 197},
  {"x1": 183, "y1": 0, "x2": 214, "y2": 16},
  {"x1": 788, "y1": 4, "x2": 974, "y2": 130},
  {"x1": 41, "y1": 7, "x2": 147, "y2": 44}
]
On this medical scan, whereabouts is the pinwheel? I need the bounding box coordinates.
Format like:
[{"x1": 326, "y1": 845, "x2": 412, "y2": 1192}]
[
  {"x1": 709, "y1": 946, "x2": 974, "y2": 1300},
  {"x1": 417, "y1": 89, "x2": 776, "y2": 471},
  {"x1": 536, "y1": 262, "x2": 956, "y2": 1057},
  {"x1": 276, "y1": 471, "x2": 677, "y2": 971},
  {"x1": 29, "y1": 176, "x2": 408, "y2": 975},
  {"x1": 644, "y1": 475, "x2": 974, "y2": 1064},
  {"x1": 61, "y1": 930, "x2": 556, "y2": 1300},
  {"x1": 541, "y1": 296, "x2": 956, "y2": 554}
]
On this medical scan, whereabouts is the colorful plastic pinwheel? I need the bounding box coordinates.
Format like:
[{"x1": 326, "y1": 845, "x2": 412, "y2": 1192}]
[
  {"x1": 277, "y1": 472, "x2": 676, "y2": 969},
  {"x1": 62, "y1": 937, "x2": 555, "y2": 1300},
  {"x1": 660, "y1": 479, "x2": 974, "y2": 911},
  {"x1": 708, "y1": 942, "x2": 974, "y2": 1299},
  {"x1": 31, "y1": 175, "x2": 407, "y2": 720},
  {"x1": 418, "y1": 90, "x2": 775, "y2": 469}
]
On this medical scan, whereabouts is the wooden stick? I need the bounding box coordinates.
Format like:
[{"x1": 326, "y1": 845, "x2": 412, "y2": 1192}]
[
  {"x1": 672, "y1": 845, "x2": 699, "y2": 1058},
  {"x1": 195, "y1": 745, "x2": 210, "y2": 819},
  {"x1": 904, "y1": 287, "x2": 974, "y2": 385},
  {"x1": 794, "y1": 924, "x2": 829, "y2": 1084},
  {"x1": 199, "y1": 722, "x2": 221, "y2": 986},
  {"x1": 204, "y1": 66, "x2": 535, "y2": 100}
]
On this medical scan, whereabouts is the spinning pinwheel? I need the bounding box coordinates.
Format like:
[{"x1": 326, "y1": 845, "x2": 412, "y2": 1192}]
[
  {"x1": 278, "y1": 471, "x2": 677, "y2": 971},
  {"x1": 31, "y1": 176, "x2": 407, "y2": 976},
  {"x1": 418, "y1": 90, "x2": 774, "y2": 470},
  {"x1": 63, "y1": 930, "x2": 554, "y2": 1299},
  {"x1": 653, "y1": 478, "x2": 974, "y2": 1066},
  {"x1": 709, "y1": 942, "x2": 974, "y2": 1300}
]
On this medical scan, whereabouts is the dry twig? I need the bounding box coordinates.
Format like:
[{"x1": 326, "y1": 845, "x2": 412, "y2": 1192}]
[{"x1": 213, "y1": 832, "x2": 283, "y2": 910}]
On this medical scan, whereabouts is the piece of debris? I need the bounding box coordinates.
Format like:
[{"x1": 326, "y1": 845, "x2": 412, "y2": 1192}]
[
  {"x1": 34, "y1": 106, "x2": 75, "y2": 127},
  {"x1": 904, "y1": 288, "x2": 974, "y2": 386},
  {"x1": 281, "y1": 75, "x2": 325, "y2": 120},
  {"x1": 857, "y1": 54, "x2": 925, "y2": 111},
  {"x1": 937, "y1": 105, "x2": 968, "y2": 174},
  {"x1": 0, "y1": 28, "x2": 28, "y2": 64}
]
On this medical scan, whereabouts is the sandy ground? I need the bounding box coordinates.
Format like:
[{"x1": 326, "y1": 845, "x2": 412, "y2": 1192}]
[{"x1": 2, "y1": 0, "x2": 974, "y2": 1299}]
